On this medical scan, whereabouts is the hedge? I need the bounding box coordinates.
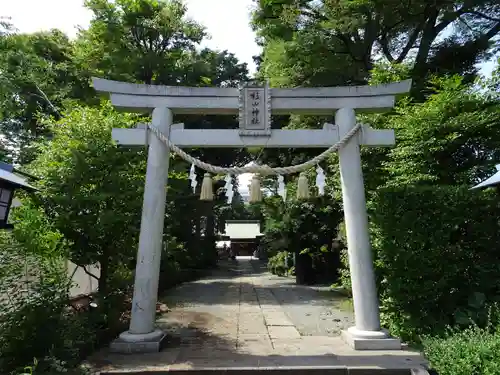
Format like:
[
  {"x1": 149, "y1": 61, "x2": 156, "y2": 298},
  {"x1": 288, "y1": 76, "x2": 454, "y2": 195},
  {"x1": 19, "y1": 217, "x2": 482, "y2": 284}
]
[
  {"x1": 370, "y1": 185, "x2": 500, "y2": 342},
  {"x1": 422, "y1": 323, "x2": 500, "y2": 375}
]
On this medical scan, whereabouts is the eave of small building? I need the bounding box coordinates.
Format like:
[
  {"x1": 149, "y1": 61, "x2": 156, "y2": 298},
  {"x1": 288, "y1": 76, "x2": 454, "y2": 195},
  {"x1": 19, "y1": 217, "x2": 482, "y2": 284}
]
[
  {"x1": 0, "y1": 169, "x2": 37, "y2": 191},
  {"x1": 471, "y1": 165, "x2": 500, "y2": 189}
]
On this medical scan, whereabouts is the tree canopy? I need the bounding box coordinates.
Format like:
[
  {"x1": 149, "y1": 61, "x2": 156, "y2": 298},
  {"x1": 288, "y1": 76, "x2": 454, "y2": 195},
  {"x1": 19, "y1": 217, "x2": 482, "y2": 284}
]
[{"x1": 252, "y1": 0, "x2": 500, "y2": 93}]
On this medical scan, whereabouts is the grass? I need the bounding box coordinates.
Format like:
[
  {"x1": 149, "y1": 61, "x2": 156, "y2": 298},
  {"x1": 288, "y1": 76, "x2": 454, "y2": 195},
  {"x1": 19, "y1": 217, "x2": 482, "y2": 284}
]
[{"x1": 336, "y1": 297, "x2": 354, "y2": 312}]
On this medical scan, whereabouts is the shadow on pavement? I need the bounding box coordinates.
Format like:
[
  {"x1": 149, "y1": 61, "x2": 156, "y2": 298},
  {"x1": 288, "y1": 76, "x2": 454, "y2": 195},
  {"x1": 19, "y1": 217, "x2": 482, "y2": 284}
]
[
  {"x1": 87, "y1": 322, "x2": 427, "y2": 374},
  {"x1": 83, "y1": 257, "x2": 424, "y2": 374},
  {"x1": 159, "y1": 258, "x2": 350, "y2": 308}
]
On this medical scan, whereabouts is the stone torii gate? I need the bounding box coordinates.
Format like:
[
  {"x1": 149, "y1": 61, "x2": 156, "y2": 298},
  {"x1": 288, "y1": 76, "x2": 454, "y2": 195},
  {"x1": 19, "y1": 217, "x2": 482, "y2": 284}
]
[{"x1": 92, "y1": 77, "x2": 411, "y2": 353}]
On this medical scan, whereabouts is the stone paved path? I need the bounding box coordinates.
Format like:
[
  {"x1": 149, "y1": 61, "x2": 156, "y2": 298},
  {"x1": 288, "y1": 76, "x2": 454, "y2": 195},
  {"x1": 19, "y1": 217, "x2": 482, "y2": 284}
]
[
  {"x1": 249, "y1": 261, "x2": 354, "y2": 337},
  {"x1": 86, "y1": 258, "x2": 427, "y2": 373},
  {"x1": 161, "y1": 257, "x2": 354, "y2": 338}
]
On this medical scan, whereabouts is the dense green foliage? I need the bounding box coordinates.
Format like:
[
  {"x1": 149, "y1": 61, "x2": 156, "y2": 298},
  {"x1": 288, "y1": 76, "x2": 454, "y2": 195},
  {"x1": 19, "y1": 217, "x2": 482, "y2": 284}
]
[
  {"x1": 0, "y1": 29, "x2": 94, "y2": 163},
  {"x1": 370, "y1": 186, "x2": 500, "y2": 342},
  {"x1": 267, "y1": 251, "x2": 293, "y2": 277},
  {"x1": 422, "y1": 322, "x2": 500, "y2": 375},
  {"x1": 382, "y1": 77, "x2": 500, "y2": 186},
  {"x1": 262, "y1": 195, "x2": 343, "y2": 284},
  {"x1": 252, "y1": 0, "x2": 500, "y2": 94},
  {"x1": 29, "y1": 105, "x2": 145, "y2": 296},
  {"x1": 0, "y1": 205, "x2": 95, "y2": 373}
]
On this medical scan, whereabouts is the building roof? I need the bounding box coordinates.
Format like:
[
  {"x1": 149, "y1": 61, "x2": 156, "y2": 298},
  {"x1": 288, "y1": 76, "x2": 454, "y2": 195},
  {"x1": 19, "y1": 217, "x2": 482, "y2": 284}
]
[
  {"x1": 471, "y1": 165, "x2": 500, "y2": 189},
  {"x1": 223, "y1": 221, "x2": 263, "y2": 239},
  {"x1": 0, "y1": 168, "x2": 36, "y2": 190},
  {"x1": 225, "y1": 220, "x2": 261, "y2": 223}
]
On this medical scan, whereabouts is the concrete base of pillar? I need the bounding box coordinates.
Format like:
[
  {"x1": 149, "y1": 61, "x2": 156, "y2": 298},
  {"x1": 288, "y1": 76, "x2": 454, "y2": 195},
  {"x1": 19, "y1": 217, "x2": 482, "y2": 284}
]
[
  {"x1": 109, "y1": 328, "x2": 166, "y2": 353},
  {"x1": 341, "y1": 327, "x2": 401, "y2": 350}
]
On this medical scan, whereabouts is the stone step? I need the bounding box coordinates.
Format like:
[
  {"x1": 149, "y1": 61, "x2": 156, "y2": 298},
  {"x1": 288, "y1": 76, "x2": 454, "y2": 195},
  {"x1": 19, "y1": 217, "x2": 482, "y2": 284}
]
[{"x1": 99, "y1": 366, "x2": 429, "y2": 375}]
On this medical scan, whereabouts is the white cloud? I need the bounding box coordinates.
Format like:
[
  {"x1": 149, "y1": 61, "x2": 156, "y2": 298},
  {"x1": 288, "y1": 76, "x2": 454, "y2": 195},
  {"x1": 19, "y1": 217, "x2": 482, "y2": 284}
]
[
  {"x1": 183, "y1": 0, "x2": 260, "y2": 74},
  {"x1": 3, "y1": 0, "x2": 93, "y2": 38}
]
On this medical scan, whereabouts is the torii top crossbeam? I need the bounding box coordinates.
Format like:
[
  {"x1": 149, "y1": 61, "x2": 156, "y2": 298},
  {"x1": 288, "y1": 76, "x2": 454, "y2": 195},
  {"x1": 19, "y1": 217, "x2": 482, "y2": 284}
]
[
  {"x1": 92, "y1": 78, "x2": 411, "y2": 115},
  {"x1": 92, "y1": 78, "x2": 411, "y2": 149}
]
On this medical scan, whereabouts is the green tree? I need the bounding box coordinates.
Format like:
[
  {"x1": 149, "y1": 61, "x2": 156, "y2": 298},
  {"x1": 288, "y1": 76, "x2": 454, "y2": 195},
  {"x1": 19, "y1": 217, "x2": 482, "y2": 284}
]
[
  {"x1": 252, "y1": 0, "x2": 500, "y2": 93},
  {"x1": 76, "y1": 0, "x2": 251, "y2": 171},
  {"x1": 0, "y1": 29, "x2": 94, "y2": 163},
  {"x1": 77, "y1": 0, "x2": 249, "y2": 88},
  {"x1": 27, "y1": 105, "x2": 146, "y2": 296},
  {"x1": 325, "y1": 71, "x2": 500, "y2": 195},
  {"x1": 383, "y1": 75, "x2": 500, "y2": 187},
  {"x1": 76, "y1": 0, "x2": 205, "y2": 85},
  {"x1": 74, "y1": 0, "x2": 253, "y2": 263}
]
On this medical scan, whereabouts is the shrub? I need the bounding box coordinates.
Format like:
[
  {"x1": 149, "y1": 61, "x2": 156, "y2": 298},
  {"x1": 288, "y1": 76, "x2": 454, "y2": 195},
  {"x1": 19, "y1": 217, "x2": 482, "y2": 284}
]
[
  {"x1": 370, "y1": 185, "x2": 500, "y2": 342},
  {"x1": 262, "y1": 196, "x2": 344, "y2": 283},
  {"x1": 422, "y1": 325, "x2": 500, "y2": 375},
  {"x1": 0, "y1": 233, "x2": 95, "y2": 374},
  {"x1": 1, "y1": 203, "x2": 106, "y2": 374},
  {"x1": 336, "y1": 221, "x2": 351, "y2": 291},
  {"x1": 267, "y1": 251, "x2": 291, "y2": 276}
]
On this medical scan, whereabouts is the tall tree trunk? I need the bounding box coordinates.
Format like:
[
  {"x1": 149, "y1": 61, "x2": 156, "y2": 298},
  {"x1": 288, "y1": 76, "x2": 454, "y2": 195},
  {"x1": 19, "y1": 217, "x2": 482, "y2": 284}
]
[
  {"x1": 98, "y1": 251, "x2": 110, "y2": 298},
  {"x1": 411, "y1": 9, "x2": 440, "y2": 98},
  {"x1": 205, "y1": 202, "x2": 217, "y2": 267}
]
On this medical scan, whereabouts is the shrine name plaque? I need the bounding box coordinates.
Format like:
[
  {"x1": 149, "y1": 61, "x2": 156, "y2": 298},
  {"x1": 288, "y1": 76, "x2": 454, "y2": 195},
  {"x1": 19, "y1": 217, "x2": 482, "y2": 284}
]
[{"x1": 238, "y1": 81, "x2": 271, "y2": 136}]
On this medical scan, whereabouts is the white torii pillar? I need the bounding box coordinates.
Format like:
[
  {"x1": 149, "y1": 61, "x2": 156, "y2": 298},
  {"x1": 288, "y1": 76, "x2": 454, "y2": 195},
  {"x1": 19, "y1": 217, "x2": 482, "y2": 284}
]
[
  {"x1": 92, "y1": 78, "x2": 410, "y2": 353},
  {"x1": 118, "y1": 107, "x2": 172, "y2": 346},
  {"x1": 337, "y1": 108, "x2": 400, "y2": 349}
]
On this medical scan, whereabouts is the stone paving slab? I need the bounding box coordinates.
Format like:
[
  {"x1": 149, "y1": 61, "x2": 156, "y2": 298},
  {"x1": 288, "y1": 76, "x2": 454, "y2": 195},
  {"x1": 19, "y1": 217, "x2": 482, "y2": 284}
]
[
  {"x1": 263, "y1": 311, "x2": 294, "y2": 326},
  {"x1": 88, "y1": 339, "x2": 427, "y2": 373},
  {"x1": 267, "y1": 326, "x2": 302, "y2": 339},
  {"x1": 239, "y1": 325, "x2": 269, "y2": 335},
  {"x1": 85, "y1": 258, "x2": 428, "y2": 374}
]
